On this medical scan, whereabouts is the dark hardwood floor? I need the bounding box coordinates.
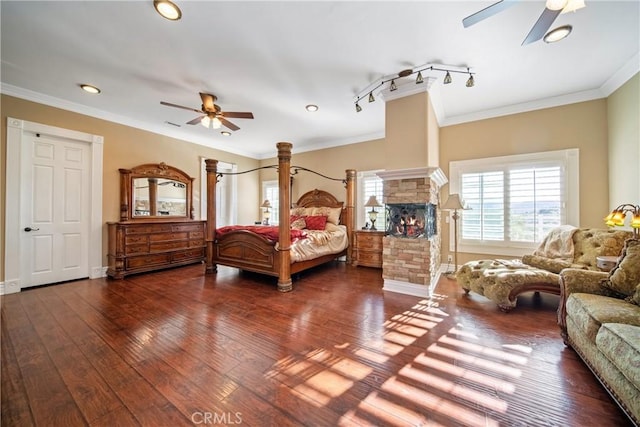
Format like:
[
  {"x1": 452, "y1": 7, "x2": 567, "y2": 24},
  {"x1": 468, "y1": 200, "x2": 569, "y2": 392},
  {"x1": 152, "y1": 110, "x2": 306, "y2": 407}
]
[{"x1": 1, "y1": 261, "x2": 633, "y2": 426}]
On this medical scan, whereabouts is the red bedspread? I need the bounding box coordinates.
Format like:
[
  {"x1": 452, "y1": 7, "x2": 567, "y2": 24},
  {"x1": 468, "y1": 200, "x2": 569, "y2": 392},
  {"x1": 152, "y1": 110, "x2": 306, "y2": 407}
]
[{"x1": 216, "y1": 225, "x2": 306, "y2": 243}]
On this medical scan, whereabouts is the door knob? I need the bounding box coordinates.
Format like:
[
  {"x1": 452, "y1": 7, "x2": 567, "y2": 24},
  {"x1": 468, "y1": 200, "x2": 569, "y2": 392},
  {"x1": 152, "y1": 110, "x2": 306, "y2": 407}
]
[{"x1": 24, "y1": 227, "x2": 40, "y2": 232}]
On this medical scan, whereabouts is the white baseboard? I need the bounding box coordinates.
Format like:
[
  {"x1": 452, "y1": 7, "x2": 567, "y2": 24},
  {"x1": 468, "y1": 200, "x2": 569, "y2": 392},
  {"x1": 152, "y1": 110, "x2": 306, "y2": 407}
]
[
  {"x1": 0, "y1": 279, "x2": 20, "y2": 295},
  {"x1": 91, "y1": 266, "x2": 108, "y2": 279},
  {"x1": 383, "y1": 269, "x2": 442, "y2": 298}
]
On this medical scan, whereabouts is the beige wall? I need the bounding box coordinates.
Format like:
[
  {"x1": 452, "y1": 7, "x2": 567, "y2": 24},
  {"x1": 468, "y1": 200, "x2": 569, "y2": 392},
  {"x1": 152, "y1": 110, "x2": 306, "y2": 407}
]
[
  {"x1": 607, "y1": 72, "x2": 640, "y2": 207},
  {"x1": 439, "y1": 99, "x2": 612, "y2": 265},
  {"x1": 1, "y1": 95, "x2": 259, "y2": 280},
  {"x1": 385, "y1": 92, "x2": 431, "y2": 169}
]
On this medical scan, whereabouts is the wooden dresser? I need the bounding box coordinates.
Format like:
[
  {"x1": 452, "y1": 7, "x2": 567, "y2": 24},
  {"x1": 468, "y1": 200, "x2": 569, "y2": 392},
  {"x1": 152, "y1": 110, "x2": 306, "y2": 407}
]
[
  {"x1": 353, "y1": 230, "x2": 385, "y2": 268},
  {"x1": 107, "y1": 220, "x2": 206, "y2": 279}
]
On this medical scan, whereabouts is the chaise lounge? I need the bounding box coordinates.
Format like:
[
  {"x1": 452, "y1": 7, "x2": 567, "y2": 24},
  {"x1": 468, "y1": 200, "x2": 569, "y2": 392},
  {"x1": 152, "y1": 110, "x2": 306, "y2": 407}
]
[{"x1": 457, "y1": 228, "x2": 632, "y2": 311}]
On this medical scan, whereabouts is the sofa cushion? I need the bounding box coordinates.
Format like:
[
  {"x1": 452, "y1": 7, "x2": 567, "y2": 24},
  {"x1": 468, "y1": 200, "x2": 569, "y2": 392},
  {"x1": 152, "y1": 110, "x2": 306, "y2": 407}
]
[
  {"x1": 596, "y1": 323, "x2": 640, "y2": 390},
  {"x1": 572, "y1": 229, "x2": 632, "y2": 270},
  {"x1": 566, "y1": 293, "x2": 640, "y2": 342},
  {"x1": 602, "y1": 238, "x2": 640, "y2": 297},
  {"x1": 630, "y1": 284, "x2": 640, "y2": 306}
]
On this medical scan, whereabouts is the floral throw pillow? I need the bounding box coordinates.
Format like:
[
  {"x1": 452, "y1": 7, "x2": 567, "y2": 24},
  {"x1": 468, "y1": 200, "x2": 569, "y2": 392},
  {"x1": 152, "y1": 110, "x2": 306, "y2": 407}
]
[
  {"x1": 602, "y1": 239, "x2": 640, "y2": 298},
  {"x1": 304, "y1": 215, "x2": 328, "y2": 230},
  {"x1": 290, "y1": 215, "x2": 306, "y2": 230}
]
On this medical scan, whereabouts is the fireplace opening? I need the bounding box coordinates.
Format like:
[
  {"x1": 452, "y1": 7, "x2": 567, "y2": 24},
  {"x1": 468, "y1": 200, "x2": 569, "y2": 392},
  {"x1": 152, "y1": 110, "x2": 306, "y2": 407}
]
[{"x1": 385, "y1": 203, "x2": 437, "y2": 239}]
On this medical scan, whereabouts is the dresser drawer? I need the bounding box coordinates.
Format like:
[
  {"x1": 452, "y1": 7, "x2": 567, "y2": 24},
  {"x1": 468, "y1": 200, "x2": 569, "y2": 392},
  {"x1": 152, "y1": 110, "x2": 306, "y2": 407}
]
[
  {"x1": 125, "y1": 243, "x2": 149, "y2": 255},
  {"x1": 172, "y1": 247, "x2": 205, "y2": 262},
  {"x1": 125, "y1": 235, "x2": 148, "y2": 245},
  {"x1": 126, "y1": 253, "x2": 171, "y2": 269},
  {"x1": 172, "y1": 223, "x2": 205, "y2": 233},
  {"x1": 149, "y1": 232, "x2": 188, "y2": 242},
  {"x1": 150, "y1": 240, "x2": 189, "y2": 252}
]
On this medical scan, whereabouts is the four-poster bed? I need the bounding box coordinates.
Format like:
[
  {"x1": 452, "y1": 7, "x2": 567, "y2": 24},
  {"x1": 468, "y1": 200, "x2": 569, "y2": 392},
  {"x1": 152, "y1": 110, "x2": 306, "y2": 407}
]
[{"x1": 205, "y1": 142, "x2": 356, "y2": 292}]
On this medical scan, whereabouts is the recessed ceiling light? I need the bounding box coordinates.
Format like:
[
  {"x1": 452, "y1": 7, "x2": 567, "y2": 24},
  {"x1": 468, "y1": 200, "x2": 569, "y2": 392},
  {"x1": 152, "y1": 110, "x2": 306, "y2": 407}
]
[
  {"x1": 221, "y1": 131, "x2": 231, "y2": 136},
  {"x1": 305, "y1": 104, "x2": 319, "y2": 112},
  {"x1": 154, "y1": 0, "x2": 182, "y2": 21},
  {"x1": 80, "y1": 84, "x2": 101, "y2": 94},
  {"x1": 544, "y1": 25, "x2": 572, "y2": 43}
]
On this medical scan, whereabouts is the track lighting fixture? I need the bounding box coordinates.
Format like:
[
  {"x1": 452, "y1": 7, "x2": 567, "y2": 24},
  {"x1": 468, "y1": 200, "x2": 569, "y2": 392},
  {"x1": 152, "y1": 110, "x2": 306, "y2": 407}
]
[{"x1": 353, "y1": 62, "x2": 476, "y2": 112}]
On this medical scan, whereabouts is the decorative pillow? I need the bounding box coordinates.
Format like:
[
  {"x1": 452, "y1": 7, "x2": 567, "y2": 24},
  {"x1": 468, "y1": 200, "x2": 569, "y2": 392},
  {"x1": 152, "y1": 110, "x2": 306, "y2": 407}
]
[
  {"x1": 290, "y1": 215, "x2": 306, "y2": 230},
  {"x1": 290, "y1": 207, "x2": 309, "y2": 217},
  {"x1": 310, "y1": 206, "x2": 342, "y2": 225},
  {"x1": 304, "y1": 215, "x2": 328, "y2": 230},
  {"x1": 602, "y1": 239, "x2": 640, "y2": 297}
]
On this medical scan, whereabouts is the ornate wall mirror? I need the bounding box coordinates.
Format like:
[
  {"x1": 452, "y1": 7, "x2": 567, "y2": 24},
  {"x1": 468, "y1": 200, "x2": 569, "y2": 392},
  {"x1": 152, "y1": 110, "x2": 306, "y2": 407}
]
[{"x1": 119, "y1": 163, "x2": 194, "y2": 221}]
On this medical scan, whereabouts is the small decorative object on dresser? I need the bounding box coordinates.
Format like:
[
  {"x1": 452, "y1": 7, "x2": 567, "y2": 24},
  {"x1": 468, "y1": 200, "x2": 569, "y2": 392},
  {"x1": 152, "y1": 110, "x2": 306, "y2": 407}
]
[
  {"x1": 107, "y1": 162, "x2": 206, "y2": 279},
  {"x1": 353, "y1": 230, "x2": 385, "y2": 268}
]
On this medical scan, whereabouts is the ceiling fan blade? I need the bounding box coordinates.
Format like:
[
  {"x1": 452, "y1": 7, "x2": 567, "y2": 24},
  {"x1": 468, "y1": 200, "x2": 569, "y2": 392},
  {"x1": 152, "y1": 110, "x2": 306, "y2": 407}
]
[
  {"x1": 522, "y1": 7, "x2": 562, "y2": 45},
  {"x1": 199, "y1": 92, "x2": 216, "y2": 111},
  {"x1": 222, "y1": 112, "x2": 254, "y2": 119},
  {"x1": 160, "y1": 101, "x2": 203, "y2": 114},
  {"x1": 219, "y1": 117, "x2": 240, "y2": 131},
  {"x1": 186, "y1": 115, "x2": 205, "y2": 125},
  {"x1": 462, "y1": 0, "x2": 519, "y2": 28}
]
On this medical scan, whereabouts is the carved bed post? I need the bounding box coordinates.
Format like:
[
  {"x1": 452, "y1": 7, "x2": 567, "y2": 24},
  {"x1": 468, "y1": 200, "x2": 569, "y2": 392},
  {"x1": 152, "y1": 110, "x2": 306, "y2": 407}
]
[
  {"x1": 277, "y1": 142, "x2": 293, "y2": 292},
  {"x1": 345, "y1": 169, "x2": 357, "y2": 264},
  {"x1": 205, "y1": 159, "x2": 218, "y2": 274},
  {"x1": 119, "y1": 168, "x2": 131, "y2": 221}
]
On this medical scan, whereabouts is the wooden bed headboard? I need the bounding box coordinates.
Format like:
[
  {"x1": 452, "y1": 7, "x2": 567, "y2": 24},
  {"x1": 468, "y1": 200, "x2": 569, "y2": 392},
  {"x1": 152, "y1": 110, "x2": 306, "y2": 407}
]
[{"x1": 295, "y1": 189, "x2": 344, "y2": 209}]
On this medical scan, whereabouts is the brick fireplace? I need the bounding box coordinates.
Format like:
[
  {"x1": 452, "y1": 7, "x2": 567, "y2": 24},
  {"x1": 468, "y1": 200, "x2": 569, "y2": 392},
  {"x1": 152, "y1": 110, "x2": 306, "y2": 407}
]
[{"x1": 376, "y1": 167, "x2": 447, "y2": 297}]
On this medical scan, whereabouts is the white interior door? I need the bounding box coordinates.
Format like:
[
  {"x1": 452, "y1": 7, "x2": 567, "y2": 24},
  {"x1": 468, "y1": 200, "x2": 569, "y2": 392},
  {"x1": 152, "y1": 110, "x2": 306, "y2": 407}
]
[
  {"x1": 18, "y1": 135, "x2": 90, "y2": 289},
  {"x1": 4, "y1": 117, "x2": 103, "y2": 294}
]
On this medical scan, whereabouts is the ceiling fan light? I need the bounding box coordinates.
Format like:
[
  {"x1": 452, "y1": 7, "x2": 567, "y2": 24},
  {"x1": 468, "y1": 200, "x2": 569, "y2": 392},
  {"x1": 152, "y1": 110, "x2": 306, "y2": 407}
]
[
  {"x1": 211, "y1": 117, "x2": 222, "y2": 129},
  {"x1": 390, "y1": 79, "x2": 397, "y2": 91},
  {"x1": 201, "y1": 116, "x2": 211, "y2": 128},
  {"x1": 154, "y1": 0, "x2": 182, "y2": 20},
  {"x1": 544, "y1": 25, "x2": 572, "y2": 43},
  {"x1": 443, "y1": 71, "x2": 452, "y2": 84},
  {"x1": 545, "y1": 0, "x2": 568, "y2": 11}
]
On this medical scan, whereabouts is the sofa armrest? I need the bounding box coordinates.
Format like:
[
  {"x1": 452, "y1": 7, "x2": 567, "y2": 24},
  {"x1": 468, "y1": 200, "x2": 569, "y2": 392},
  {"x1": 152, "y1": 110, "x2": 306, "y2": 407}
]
[
  {"x1": 522, "y1": 254, "x2": 573, "y2": 274},
  {"x1": 557, "y1": 268, "x2": 618, "y2": 342}
]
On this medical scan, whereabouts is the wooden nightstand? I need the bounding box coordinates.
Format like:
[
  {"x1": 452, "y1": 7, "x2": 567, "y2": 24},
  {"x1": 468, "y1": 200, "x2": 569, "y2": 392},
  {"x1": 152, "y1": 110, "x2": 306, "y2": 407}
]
[{"x1": 353, "y1": 230, "x2": 385, "y2": 268}]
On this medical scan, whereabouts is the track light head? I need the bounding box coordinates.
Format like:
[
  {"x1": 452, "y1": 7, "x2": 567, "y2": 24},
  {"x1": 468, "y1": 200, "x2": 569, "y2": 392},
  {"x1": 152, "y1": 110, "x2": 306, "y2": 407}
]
[
  {"x1": 466, "y1": 74, "x2": 475, "y2": 87},
  {"x1": 368, "y1": 92, "x2": 375, "y2": 103},
  {"x1": 415, "y1": 71, "x2": 423, "y2": 84},
  {"x1": 390, "y1": 80, "x2": 397, "y2": 91},
  {"x1": 355, "y1": 102, "x2": 362, "y2": 113},
  {"x1": 444, "y1": 71, "x2": 452, "y2": 84}
]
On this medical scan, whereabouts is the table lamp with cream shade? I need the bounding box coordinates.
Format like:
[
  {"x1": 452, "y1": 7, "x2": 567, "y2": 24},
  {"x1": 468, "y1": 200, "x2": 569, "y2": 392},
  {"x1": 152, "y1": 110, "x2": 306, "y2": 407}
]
[
  {"x1": 442, "y1": 194, "x2": 467, "y2": 276},
  {"x1": 261, "y1": 199, "x2": 271, "y2": 225},
  {"x1": 364, "y1": 195, "x2": 383, "y2": 231}
]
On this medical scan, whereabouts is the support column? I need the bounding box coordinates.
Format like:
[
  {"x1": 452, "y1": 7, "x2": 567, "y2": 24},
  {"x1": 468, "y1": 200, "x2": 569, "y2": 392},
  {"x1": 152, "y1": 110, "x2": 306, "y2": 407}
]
[
  {"x1": 277, "y1": 142, "x2": 293, "y2": 292},
  {"x1": 345, "y1": 169, "x2": 357, "y2": 264},
  {"x1": 205, "y1": 159, "x2": 218, "y2": 274}
]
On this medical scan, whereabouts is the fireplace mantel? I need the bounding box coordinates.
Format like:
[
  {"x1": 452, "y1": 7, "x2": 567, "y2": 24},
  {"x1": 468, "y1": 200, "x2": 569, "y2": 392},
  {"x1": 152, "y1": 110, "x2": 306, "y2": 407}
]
[{"x1": 376, "y1": 167, "x2": 448, "y2": 188}]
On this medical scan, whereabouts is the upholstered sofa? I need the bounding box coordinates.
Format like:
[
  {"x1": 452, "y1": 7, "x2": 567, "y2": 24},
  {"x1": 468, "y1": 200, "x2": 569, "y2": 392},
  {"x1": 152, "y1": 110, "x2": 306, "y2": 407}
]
[
  {"x1": 557, "y1": 238, "x2": 640, "y2": 425},
  {"x1": 457, "y1": 228, "x2": 632, "y2": 311}
]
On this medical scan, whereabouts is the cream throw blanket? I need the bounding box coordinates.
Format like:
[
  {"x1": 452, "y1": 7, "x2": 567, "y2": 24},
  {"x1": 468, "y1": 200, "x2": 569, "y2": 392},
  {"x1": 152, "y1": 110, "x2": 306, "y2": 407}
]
[{"x1": 533, "y1": 225, "x2": 578, "y2": 261}]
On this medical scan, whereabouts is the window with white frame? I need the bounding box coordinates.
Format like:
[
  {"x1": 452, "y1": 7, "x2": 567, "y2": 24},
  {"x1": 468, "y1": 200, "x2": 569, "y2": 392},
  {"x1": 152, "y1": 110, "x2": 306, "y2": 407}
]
[
  {"x1": 262, "y1": 180, "x2": 279, "y2": 224},
  {"x1": 449, "y1": 149, "x2": 579, "y2": 256},
  {"x1": 358, "y1": 170, "x2": 385, "y2": 229}
]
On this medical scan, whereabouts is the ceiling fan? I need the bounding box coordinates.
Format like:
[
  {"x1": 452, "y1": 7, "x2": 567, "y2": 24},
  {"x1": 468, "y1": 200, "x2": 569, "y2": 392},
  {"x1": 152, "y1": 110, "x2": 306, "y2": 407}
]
[
  {"x1": 161, "y1": 92, "x2": 254, "y2": 131},
  {"x1": 462, "y1": 0, "x2": 586, "y2": 45}
]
